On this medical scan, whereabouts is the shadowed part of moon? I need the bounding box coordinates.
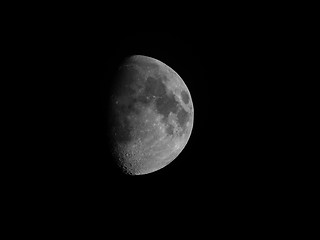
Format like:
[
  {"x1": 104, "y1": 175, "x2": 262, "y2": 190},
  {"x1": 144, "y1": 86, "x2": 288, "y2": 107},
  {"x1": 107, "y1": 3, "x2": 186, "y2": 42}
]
[{"x1": 180, "y1": 90, "x2": 190, "y2": 104}]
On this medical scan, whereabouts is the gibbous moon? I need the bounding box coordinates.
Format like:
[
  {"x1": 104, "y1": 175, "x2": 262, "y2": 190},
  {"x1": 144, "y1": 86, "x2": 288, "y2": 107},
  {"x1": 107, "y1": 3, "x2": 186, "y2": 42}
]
[{"x1": 108, "y1": 55, "x2": 193, "y2": 175}]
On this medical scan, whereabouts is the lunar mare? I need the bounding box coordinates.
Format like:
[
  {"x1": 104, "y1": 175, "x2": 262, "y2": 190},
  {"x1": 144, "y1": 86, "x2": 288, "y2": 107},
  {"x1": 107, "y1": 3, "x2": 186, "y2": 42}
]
[{"x1": 109, "y1": 55, "x2": 193, "y2": 175}]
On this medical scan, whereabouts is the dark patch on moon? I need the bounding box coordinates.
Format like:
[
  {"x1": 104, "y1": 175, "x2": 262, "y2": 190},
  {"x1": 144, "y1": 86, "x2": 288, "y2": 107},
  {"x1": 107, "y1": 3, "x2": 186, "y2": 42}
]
[
  {"x1": 140, "y1": 75, "x2": 189, "y2": 136},
  {"x1": 176, "y1": 108, "x2": 189, "y2": 132},
  {"x1": 166, "y1": 123, "x2": 174, "y2": 135},
  {"x1": 181, "y1": 90, "x2": 190, "y2": 104}
]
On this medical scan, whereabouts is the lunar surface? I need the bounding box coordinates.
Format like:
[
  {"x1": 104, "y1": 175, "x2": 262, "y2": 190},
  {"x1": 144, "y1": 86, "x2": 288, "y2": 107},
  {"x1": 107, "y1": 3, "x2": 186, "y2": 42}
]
[{"x1": 108, "y1": 55, "x2": 193, "y2": 175}]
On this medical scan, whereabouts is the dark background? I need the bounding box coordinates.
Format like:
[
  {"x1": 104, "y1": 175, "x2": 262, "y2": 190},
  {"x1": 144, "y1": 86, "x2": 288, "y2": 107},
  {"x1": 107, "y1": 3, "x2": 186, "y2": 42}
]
[
  {"x1": 6, "y1": 5, "x2": 305, "y2": 231},
  {"x1": 20, "y1": 26, "x2": 289, "y2": 218},
  {"x1": 11, "y1": 19, "x2": 299, "y2": 231},
  {"x1": 2, "y1": 2, "x2": 307, "y2": 232},
  {"x1": 46, "y1": 29, "x2": 278, "y2": 194}
]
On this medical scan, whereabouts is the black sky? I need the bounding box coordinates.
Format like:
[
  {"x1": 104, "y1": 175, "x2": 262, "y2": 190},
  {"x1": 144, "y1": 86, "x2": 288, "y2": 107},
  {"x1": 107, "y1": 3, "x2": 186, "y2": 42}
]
[
  {"x1": 42, "y1": 28, "x2": 280, "y2": 203},
  {"x1": 11, "y1": 9, "x2": 297, "y2": 228}
]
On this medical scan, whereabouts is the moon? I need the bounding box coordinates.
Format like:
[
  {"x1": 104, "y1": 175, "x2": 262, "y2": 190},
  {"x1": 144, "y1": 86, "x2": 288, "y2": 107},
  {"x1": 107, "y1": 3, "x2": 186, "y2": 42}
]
[{"x1": 108, "y1": 55, "x2": 193, "y2": 175}]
